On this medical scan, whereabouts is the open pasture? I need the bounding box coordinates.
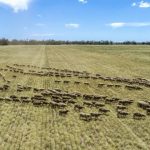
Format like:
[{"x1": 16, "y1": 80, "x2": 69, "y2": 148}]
[{"x1": 0, "y1": 45, "x2": 150, "y2": 150}]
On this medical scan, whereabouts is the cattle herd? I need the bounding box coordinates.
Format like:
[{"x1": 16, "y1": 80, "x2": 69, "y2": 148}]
[{"x1": 0, "y1": 63, "x2": 150, "y2": 122}]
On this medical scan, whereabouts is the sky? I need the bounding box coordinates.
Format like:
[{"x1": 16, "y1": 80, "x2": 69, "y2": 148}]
[{"x1": 0, "y1": 0, "x2": 150, "y2": 41}]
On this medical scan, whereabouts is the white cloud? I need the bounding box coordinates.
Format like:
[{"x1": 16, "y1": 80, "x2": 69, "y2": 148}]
[
  {"x1": 78, "y1": 0, "x2": 88, "y2": 4},
  {"x1": 0, "y1": 0, "x2": 31, "y2": 12},
  {"x1": 65, "y1": 23, "x2": 80, "y2": 29},
  {"x1": 139, "y1": 1, "x2": 150, "y2": 8},
  {"x1": 132, "y1": 2, "x2": 137, "y2": 7},
  {"x1": 108, "y1": 22, "x2": 126, "y2": 28},
  {"x1": 108, "y1": 22, "x2": 150, "y2": 28},
  {"x1": 132, "y1": 1, "x2": 150, "y2": 8}
]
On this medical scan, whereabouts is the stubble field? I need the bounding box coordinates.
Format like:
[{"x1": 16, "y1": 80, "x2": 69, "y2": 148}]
[{"x1": 0, "y1": 45, "x2": 150, "y2": 150}]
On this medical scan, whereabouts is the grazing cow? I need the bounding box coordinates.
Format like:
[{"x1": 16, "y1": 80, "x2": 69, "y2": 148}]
[
  {"x1": 118, "y1": 99, "x2": 133, "y2": 106},
  {"x1": 90, "y1": 112, "x2": 102, "y2": 120},
  {"x1": 50, "y1": 101, "x2": 66, "y2": 109},
  {"x1": 6, "y1": 80, "x2": 11, "y2": 84},
  {"x1": 74, "y1": 104, "x2": 84, "y2": 111},
  {"x1": 59, "y1": 110, "x2": 69, "y2": 116},
  {"x1": 125, "y1": 85, "x2": 143, "y2": 90},
  {"x1": 20, "y1": 96, "x2": 29, "y2": 100},
  {"x1": 91, "y1": 76, "x2": 98, "y2": 80},
  {"x1": 146, "y1": 108, "x2": 150, "y2": 115},
  {"x1": 22, "y1": 99, "x2": 31, "y2": 103},
  {"x1": 117, "y1": 110, "x2": 129, "y2": 118},
  {"x1": 106, "y1": 84, "x2": 114, "y2": 88},
  {"x1": 84, "y1": 76, "x2": 90, "y2": 79},
  {"x1": 133, "y1": 113, "x2": 146, "y2": 120},
  {"x1": 0, "y1": 87, "x2": 3, "y2": 91},
  {"x1": 83, "y1": 101, "x2": 93, "y2": 107},
  {"x1": 72, "y1": 92, "x2": 82, "y2": 97},
  {"x1": 5, "y1": 97, "x2": 12, "y2": 101},
  {"x1": 67, "y1": 99, "x2": 76, "y2": 104},
  {"x1": 99, "y1": 108, "x2": 110, "y2": 115},
  {"x1": 13, "y1": 98, "x2": 20, "y2": 102},
  {"x1": 60, "y1": 74, "x2": 66, "y2": 78},
  {"x1": 41, "y1": 91, "x2": 52, "y2": 96},
  {"x1": 60, "y1": 99, "x2": 68, "y2": 103},
  {"x1": 62, "y1": 96, "x2": 71, "y2": 100},
  {"x1": 83, "y1": 94, "x2": 93, "y2": 100},
  {"x1": 116, "y1": 105, "x2": 127, "y2": 111},
  {"x1": 69, "y1": 94, "x2": 78, "y2": 99},
  {"x1": 0, "y1": 97, "x2": 4, "y2": 101},
  {"x1": 42, "y1": 101, "x2": 50, "y2": 105},
  {"x1": 24, "y1": 86, "x2": 32, "y2": 91},
  {"x1": 31, "y1": 95, "x2": 44, "y2": 100},
  {"x1": 96, "y1": 74, "x2": 101, "y2": 77},
  {"x1": 63, "y1": 81, "x2": 70, "y2": 84},
  {"x1": 94, "y1": 102, "x2": 105, "y2": 108},
  {"x1": 33, "y1": 88, "x2": 40, "y2": 92},
  {"x1": 74, "y1": 81, "x2": 81, "y2": 85},
  {"x1": 52, "y1": 99, "x2": 62, "y2": 103},
  {"x1": 55, "y1": 80, "x2": 61, "y2": 83},
  {"x1": 84, "y1": 82, "x2": 90, "y2": 85},
  {"x1": 78, "y1": 76, "x2": 83, "y2": 79},
  {"x1": 12, "y1": 75, "x2": 17, "y2": 78},
  {"x1": 49, "y1": 101, "x2": 57, "y2": 108},
  {"x1": 93, "y1": 95, "x2": 107, "y2": 101},
  {"x1": 17, "y1": 88, "x2": 23, "y2": 92},
  {"x1": 10, "y1": 95, "x2": 18, "y2": 99},
  {"x1": 52, "y1": 95, "x2": 61, "y2": 100},
  {"x1": 79, "y1": 113, "x2": 92, "y2": 121},
  {"x1": 114, "y1": 84, "x2": 122, "y2": 88},
  {"x1": 137, "y1": 101, "x2": 150, "y2": 110},
  {"x1": 66, "y1": 74, "x2": 72, "y2": 77},
  {"x1": 105, "y1": 98, "x2": 116, "y2": 104},
  {"x1": 3, "y1": 84, "x2": 10, "y2": 90},
  {"x1": 32, "y1": 100, "x2": 43, "y2": 106},
  {"x1": 54, "y1": 88, "x2": 62, "y2": 92}
]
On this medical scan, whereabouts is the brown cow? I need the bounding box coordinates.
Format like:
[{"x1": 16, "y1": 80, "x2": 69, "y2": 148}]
[
  {"x1": 74, "y1": 104, "x2": 84, "y2": 111},
  {"x1": 63, "y1": 81, "x2": 70, "y2": 84},
  {"x1": 90, "y1": 112, "x2": 102, "y2": 120},
  {"x1": 117, "y1": 110, "x2": 129, "y2": 118},
  {"x1": 137, "y1": 101, "x2": 150, "y2": 110},
  {"x1": 146, "y1": 108, "x2": 150, "y2": 115},
  {"x1": 55, "y1": 80, "x2": 61, "y2": 83},
  {"x1": 99, "y1": 108, "x2": 110, "y2": 115},
  {"x1": 59, "y1": 110, "x2": 69, "y2": 116},
  {"x1": 79, "y1": 113, "x2": 92, "y2": 121},
  {"x1": 83, "y1": 101, "x2": 93, "y2": 107},
  {"x1": 133, "y1": 113, "x2": 146, "y2": 120},
  {"x1": 116, "y1": 105, "x2": 127, "y2": 111},
  {"x1": 32, "y1": 100, "x2": 43, "y2": 106},
  {"x1": 118, "y1": 99, "x2": 133, "y2": 106},
  {"x1": 84, "y1": 82, "x2": 90, "y2": 85},
  {"x1": 74, "y1": 81, "x2": 81, "y2": 85},
  {"x1": 94, "y1": 102, "x2": 105, "y2": 108}
]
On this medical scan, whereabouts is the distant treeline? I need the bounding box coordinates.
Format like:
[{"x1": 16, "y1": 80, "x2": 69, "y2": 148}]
[{"x1": 1, "y1": 38, "x2": 150, "y2": 45}]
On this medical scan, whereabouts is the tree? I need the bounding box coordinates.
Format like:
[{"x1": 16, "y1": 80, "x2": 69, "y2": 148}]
[{"x1": 0, "y1": 38, "x2": 9, "y2": 45}]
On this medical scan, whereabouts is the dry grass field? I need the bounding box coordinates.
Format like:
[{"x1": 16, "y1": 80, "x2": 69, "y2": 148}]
[{"x1": 0, "y1": 45, "x2": 150, "y2": 150}]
